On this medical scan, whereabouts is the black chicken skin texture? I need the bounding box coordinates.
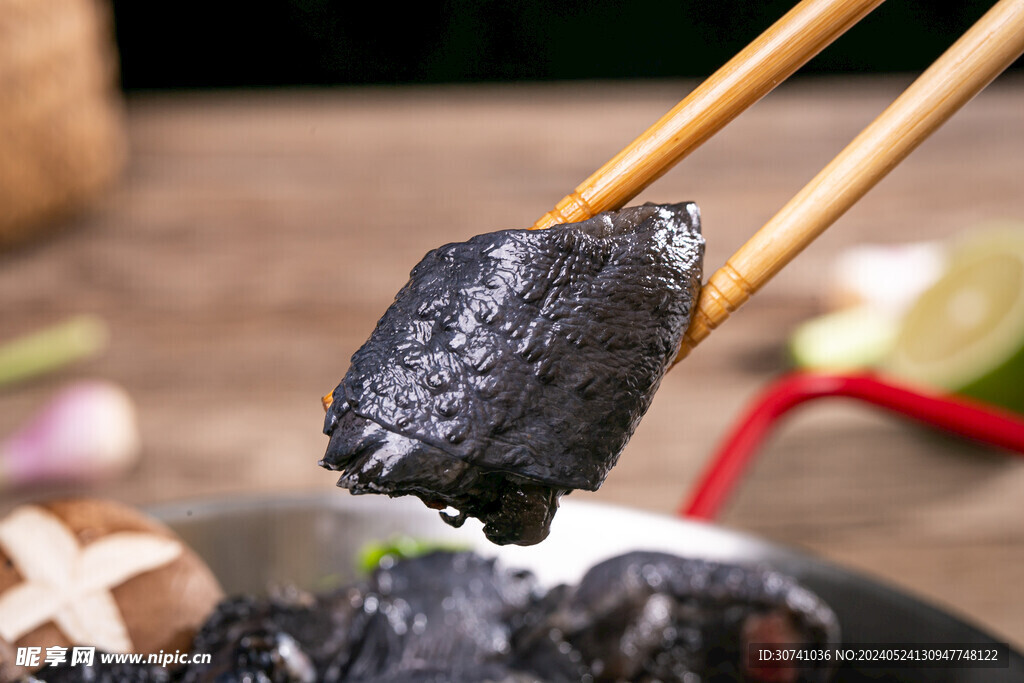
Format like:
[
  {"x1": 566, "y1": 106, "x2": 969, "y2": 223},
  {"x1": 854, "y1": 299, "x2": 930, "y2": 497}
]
[
  {"x1": 515, "y1": 551, "x2": 841, "y2": 683},
  {"x1": 339, "y1": 552, "x2": 538, "y2": 680},
  {"x1": 23, "y1": 551, "x2": 842, "y2": 683},
  {"x1": 321, "y1": 203, "x2": 704, "y2": 545}
]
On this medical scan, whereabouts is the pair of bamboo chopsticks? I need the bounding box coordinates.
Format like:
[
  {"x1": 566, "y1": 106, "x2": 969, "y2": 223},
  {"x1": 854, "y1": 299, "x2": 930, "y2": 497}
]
[{"x1": 530, "y1": 0, "x2": 1024, "y2": 364}]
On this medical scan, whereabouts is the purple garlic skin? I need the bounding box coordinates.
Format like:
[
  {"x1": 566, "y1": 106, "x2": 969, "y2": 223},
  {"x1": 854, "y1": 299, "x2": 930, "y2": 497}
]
[{"x1": 321, "y1": 203, "x2": 704, "y2": 545}]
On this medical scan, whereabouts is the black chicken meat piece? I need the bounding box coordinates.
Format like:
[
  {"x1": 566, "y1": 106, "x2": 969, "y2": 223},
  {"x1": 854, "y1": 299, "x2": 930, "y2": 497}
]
[
  {"x1": 321, "y1": 203, "x2": 704, "y2": 545},
  {"x1": 514, "y1": 551, "x2": 841, "y2": 683},
  {"x1": 181, "y1": 586, "x2": 363, "y2": 683},
  {"x1": 334, "y1": 551, "x2": 539, "y2": 681},
  {"x1": 25, "y1": 551, "x2": 841, "y2": 683},
  {"x1": 192, "y1": 628, "x2": 317, "y2": 683}
]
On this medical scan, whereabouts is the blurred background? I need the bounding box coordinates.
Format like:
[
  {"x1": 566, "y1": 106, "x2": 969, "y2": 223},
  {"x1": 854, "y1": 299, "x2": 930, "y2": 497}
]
[
  {"x1": 110, "y1": 0, "x2": 1020, "y2": 87},
  {"x1": 1, "y1": 0, "x2": 1024, "y2": 648}
]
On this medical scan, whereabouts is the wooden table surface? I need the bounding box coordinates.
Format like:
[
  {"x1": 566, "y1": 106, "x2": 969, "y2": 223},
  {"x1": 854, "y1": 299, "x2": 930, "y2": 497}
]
[{"x1": 2, "y1": 77, "x2": 1024, "y2": 646}]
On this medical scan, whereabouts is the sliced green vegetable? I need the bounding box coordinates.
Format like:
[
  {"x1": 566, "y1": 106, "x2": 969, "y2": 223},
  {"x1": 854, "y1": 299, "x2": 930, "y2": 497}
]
[
  {"x1": 884, "y1": 226, "x2": 1024, "y2": 413},
  {"x1": 789, "y1": 306, "x2": 899, "y2": 371},
  {"x1": 356, "y1": 536, "x2": 471, "y2": 574},
  {"x1": 0, "y1": 315, "x2": 108, "y2": 389}
]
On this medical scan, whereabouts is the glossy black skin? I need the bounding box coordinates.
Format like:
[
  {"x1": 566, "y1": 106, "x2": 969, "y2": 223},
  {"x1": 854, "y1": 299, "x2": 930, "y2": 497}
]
[
  {"x1": 23, "y1": 551, "x2": 840, "y2": 683},
  {"x1": 336, "y1": 552, "x2": 538, "y2": 681},
  {"x1": 184, "y1": 552, "x2": 536, "y2": 683},
  {"x1": 179, "y1": 587, "x2": 354, "y2": 683},
  {"x1": 321, "y1": 203, "x2": 704, "y2": 545},
  {"x1": 516, "y1": 551, "x2": 841, "y2": 683}
]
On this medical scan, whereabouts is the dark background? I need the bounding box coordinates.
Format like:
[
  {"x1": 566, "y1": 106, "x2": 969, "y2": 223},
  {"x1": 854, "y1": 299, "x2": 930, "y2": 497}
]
[{"x1": 110, "y1": 0, "x2": 1021, "y2": 90}]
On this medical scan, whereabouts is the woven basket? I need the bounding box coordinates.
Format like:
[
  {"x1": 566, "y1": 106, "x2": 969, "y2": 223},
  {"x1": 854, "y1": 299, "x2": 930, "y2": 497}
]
[{"x1": 0, "y1": 0, "x2": 126, "y2": 247}]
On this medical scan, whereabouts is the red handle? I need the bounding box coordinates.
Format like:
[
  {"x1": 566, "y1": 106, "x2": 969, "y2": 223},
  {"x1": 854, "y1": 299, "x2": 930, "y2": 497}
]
[{"x1": 680, "y1": 372, "x2": 1024, "y2": 521}]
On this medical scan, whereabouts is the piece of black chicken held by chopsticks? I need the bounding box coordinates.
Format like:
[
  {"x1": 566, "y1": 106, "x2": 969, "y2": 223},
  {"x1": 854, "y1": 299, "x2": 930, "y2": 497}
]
[{"x1": 320, "y1": 202, "x2": 704, "y2": 545}]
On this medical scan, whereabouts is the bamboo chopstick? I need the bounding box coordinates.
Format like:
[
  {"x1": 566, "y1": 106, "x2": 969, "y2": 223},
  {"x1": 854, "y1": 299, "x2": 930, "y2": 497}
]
[
  {"x1": 674, "y1": 0, "x2": 1024, "y2": 363},
  {"x1": 530, "y1": 0, "x2": 885, "y2": 231}
]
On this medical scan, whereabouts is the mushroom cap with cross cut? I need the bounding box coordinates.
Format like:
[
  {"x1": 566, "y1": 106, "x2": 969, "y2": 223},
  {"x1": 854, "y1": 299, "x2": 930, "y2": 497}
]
[{"x1": 0, "y1": 499, "x2": 223, "y2": 676}]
